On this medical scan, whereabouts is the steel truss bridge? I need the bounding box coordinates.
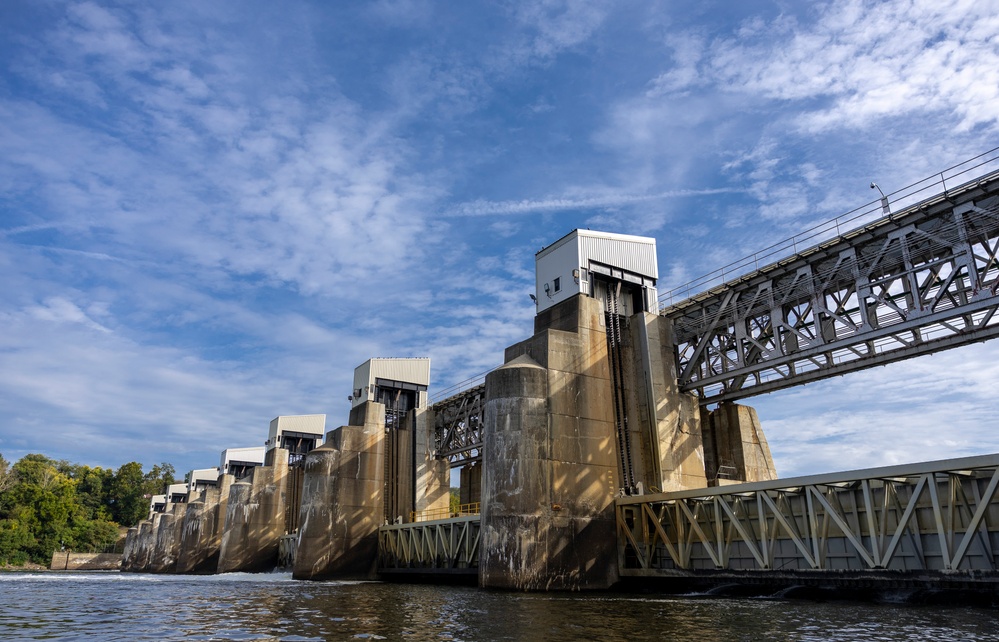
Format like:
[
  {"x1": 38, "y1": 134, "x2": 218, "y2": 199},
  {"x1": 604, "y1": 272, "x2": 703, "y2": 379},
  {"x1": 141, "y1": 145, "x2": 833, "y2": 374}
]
[
  {"x1": 664, "y1": 162, "x2": 999, "y2": 405},
  {"x1": 377, "y1": 515, "x2": 480, "y2": 576},
  {"x1": 431, "y1": 384, "x2": 484, "y2": 467},
  {"x1": 617, "y1": 454, "x2": 999, "y2": 576}
]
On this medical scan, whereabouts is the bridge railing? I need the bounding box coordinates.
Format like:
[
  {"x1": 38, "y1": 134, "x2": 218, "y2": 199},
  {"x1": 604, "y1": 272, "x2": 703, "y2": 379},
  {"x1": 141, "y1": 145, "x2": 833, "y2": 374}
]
[
  {"x1": 617, "y1": 454, "x2": 999, "y2": 575},
  {"x1": 411, "y1": 502, "x2": 480, "y2": 523},
  {"x1": 659, "y1": 147, "x2": 999, "y2": 310},
  {"x1": 378, "y1": 515, "x2": 480, "y2": 574}
]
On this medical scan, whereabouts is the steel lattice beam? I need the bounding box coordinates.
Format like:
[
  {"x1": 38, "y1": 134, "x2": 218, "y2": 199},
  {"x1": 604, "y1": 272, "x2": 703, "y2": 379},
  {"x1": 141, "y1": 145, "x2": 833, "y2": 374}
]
[
  {"x1": 377, "y1": 515, "x2": 481, "y2": 574},
  {"x1": 431, "y1": 384, "x2": 485, "y2": 467},
  {"x1": 617, "y1": 454, "x2": 999, "y2": 574},
  {"x1": 664, "y1": 170, "x2": 999, "y2": 405}
]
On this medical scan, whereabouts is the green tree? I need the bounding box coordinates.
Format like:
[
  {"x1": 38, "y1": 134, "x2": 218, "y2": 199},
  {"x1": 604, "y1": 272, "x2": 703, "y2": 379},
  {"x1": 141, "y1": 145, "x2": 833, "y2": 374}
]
[
  {"x1": 0, "y1": 453, "x2": 12, "y2": 495},
  {"x1": 110, "y1": 462, "x2": 147, "y2": 527},
  {"x1": 142, "y1": 462, "x2": 176, "y2": 497},
  {"x1": 0, "y1": 455, "x2": 121, "y2": 563}
]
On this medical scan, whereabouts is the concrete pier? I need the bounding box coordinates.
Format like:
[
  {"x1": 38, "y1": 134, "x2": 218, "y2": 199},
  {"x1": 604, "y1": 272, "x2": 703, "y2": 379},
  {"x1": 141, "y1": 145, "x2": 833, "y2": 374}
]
[
  {"x1": 701, "y1": 403, "x2": 777, "y2": 484},
  {"x1": 175, "y1": 475, "x2": 233, "y2": 574},
  {"x1": 217, "y1": 449, "x2": 290, "y2": 574},
  {"x1": 481, "y1": 296, "x2": 621, "y2": 590},
  {"x1": 293, "y1": 402, "x2": 386, "y2": 580}
]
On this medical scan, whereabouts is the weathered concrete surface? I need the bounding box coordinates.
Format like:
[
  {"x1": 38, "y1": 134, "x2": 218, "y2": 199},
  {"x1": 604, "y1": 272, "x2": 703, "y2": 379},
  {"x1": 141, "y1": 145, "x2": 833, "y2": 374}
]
[
  {"x1": 293, "y1": 402, "x2": 385, "y2": 581},
  {"x1": 459, "y1": 463, "x2": 481, "y2": 506},
  {"x1": 627, "y1": 313, "x2": 707, "y2": 491},
  {"x1": 122, "y1": 516, "x2": 157, "y2": 572},
  {"x1": 49, "y1": 552, "x2": 122, "y2": 571},
  {"x1": 121, "y1": 527, "x2": 140, "y2": 571},
  {"x1": 148, "y1": 506, "x2": 181, "y2": 572},
  {"x1": 175, "y1": 475, "x2": 233, "y2": 574},
  {"x1": 702, "y1": 403, "x2": 777, "y2": 484},
  {"x1": 483, "y1": 297, "x2": 621, "y2": 591},
  {"x1": 414, "y1": 407, "x2": 450, "y2": 515},
  {"x1": 216, "y1": 449, "x2": 290, "y2": 573}
]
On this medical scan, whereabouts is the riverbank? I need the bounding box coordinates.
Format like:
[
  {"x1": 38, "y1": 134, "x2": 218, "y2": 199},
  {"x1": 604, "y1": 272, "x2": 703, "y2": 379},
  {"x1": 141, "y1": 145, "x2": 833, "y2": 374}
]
[{"x1": 0, "y1": 561, "x2": 48, "y2": 572}]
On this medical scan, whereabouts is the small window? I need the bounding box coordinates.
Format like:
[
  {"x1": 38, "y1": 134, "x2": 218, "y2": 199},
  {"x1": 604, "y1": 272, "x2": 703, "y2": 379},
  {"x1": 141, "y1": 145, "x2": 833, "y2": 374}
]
[{"x1": 553, "y1": 277, "x2": 561, "y2": 292}]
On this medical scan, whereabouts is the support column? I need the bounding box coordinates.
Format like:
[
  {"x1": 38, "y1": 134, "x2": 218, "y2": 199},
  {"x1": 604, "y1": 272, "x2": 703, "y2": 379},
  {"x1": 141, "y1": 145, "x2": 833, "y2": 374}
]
[
  {"x1": 175, "y1": 475, "x2": 232, "y2": 574},
  {"x1": 293, "y1": 401, "x2": 385, "y2": 580},
  {"x1": 702, "y1": 402, "x2": 777, "y2": 484},
  {"x1": 628, "y1": 313, "x2": 708, "y2": 491},
  {"x1": 480, "y1": 295, "x2": 621, "y2": 590},
  {"x1": 217, "y1": 449, "x2": 290, "y2": 573}
]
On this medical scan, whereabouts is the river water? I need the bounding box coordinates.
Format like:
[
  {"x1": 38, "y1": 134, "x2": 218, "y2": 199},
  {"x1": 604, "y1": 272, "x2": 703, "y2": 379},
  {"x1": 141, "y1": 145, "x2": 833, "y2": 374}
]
[{"x1": 1, "y1": 572, "x2": 998, "y2": 641}]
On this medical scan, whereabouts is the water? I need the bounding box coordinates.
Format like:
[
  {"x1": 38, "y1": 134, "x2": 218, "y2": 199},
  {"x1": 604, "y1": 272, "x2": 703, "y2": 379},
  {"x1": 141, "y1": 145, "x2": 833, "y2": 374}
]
[{"x1": 1, "y1": 572, "x2": 998, "y2": 641}]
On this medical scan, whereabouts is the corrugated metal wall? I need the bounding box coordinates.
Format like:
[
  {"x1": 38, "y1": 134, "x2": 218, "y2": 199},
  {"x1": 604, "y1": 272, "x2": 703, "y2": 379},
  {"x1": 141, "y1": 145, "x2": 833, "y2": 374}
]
[
  {"x1": 577, "y1": 232, "x2": 658, "y2": 280},
  {"x1": 270, "y1": 414, "x2": 326, "y2": 438},
  {"x1": 369, "y1": 358, "x2": 431, "y2": 387}
]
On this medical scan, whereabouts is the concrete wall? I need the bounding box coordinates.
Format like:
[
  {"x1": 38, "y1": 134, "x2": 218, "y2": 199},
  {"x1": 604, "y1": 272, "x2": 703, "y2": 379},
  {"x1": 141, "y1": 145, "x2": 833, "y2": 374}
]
[
  {"x1": 702, "y1": 403, "x2": 778, "y2": 484},
  {"x1": 49, "y1": 552, "x2": 122, "y2": 571},
  {"x1": 216, "y1": 449, "x2": 290, "y2": 573},
  {"x1": 148, "y1": 504, "x2": 186, "y2": 573},
  {"x1": 293, "y1": 402, "x2": 386, "y2": 581},
  {"x1": 122, "y1": 516, "x2": 156, "y2": 572},
  {"x1": 481, "y1": 295, "x2": 620, "y2": 590},
  {"x1": 174, "y1": 474, "x2": 234, "y2": 574},
  {"x1": 459, "y1": 463, "x2": 481, "y2": 506},
  {"x1": 625, "y1": 313, "x2": 707, "y2": 492},
  {"x1": 413, "y1": 407, "x2": 450, "y2": 515}
]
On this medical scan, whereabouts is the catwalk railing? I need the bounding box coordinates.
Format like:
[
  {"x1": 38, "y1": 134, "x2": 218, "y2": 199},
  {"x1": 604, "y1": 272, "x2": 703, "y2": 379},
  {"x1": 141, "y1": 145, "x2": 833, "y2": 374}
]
[
  {"x1": 617, "y1": 454, "x2": 999, "y2": 575},
  {"x1": 664, "y1": 167, "x2": 999, "y2": 404},
  {"x1": 377, "y1": 515, "x2": 480, "y2": 575}
]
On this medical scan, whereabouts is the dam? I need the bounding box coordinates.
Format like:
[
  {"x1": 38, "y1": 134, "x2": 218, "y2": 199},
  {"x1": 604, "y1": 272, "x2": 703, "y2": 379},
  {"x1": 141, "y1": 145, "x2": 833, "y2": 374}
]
[{"x1": 122, "y1": 158, "x2": 999, "y2": 592}]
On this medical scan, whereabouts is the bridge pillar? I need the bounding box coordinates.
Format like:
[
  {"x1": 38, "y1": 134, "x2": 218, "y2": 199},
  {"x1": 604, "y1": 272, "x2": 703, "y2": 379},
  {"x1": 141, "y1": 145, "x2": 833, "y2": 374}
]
[
  {"x1": 293, "y1": 401, "x2": 386, "y2": 580},
  {"x1": 459, "y1": 463, "x2": 481, "y2": 506},
  {"x1": 413, "y1": 407, "x2": 450, "y2": 516},
  {"x1": 217, "y1": 448, "x2": 290, "y2": 573},
  {"x1": 625, "y1": 313, "x2": 708, "y2": 491},
  {"x1": 175, "y1": 474, "x2": 233, "y2": 574},
  {"x1": 701, "y1": 403, "x2": 777, "y2": 484},
  {"x1": 481, "y1": 294, "x2": 620, "y2": 590}
]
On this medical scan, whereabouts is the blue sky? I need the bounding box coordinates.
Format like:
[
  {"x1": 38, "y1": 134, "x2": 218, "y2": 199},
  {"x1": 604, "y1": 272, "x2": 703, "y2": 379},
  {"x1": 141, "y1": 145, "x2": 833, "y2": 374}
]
[{"x1": 2, "y1": 0, "x2": 999, "y2": 479}]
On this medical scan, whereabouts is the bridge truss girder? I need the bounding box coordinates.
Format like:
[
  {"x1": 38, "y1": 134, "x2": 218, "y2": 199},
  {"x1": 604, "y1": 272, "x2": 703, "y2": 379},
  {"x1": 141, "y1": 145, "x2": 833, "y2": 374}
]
[
  {"x1": 617, "y1": 454, "x2": 999, "y2": 574},
  {"x1": 431, "y1": 384, "x2": 484, "y2": 467},
  {"x1": 378, "y1": 515, "x2": 480, "y2": 574},
  {"x1": 666, "y1": 172, "x2": 999, "y2": 405}
]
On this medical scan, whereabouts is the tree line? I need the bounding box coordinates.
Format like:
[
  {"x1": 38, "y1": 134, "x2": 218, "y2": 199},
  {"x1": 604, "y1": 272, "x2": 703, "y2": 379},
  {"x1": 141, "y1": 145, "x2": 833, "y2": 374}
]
[{"x1": 0, "y1": 452, "x2": 176, "y2": 566}]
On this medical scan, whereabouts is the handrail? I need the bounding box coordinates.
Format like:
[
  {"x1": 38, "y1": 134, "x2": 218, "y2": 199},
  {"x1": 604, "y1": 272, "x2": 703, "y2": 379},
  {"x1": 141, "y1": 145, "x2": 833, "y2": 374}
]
[
  {"x1": 410, "y1": 502, "x2": 481, "y2": 523},
  {"x1": 658, "y1": 147, "x2": 999, "y2": 309},
  {"x1": 429, "y1": 371, "x2": 492, "y2": 405}
]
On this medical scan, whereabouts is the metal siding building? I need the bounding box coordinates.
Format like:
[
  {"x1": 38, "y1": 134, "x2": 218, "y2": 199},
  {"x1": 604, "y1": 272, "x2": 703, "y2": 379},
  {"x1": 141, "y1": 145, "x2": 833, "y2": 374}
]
[
  {"x1": 535, "y1": 229, "x2": 659, "y2": 314},
  {"x1": 267, "y1": 414, "x2": 327, "y2": 448},
  {"x1": 351, "y1": 358, "x2": 431, "y2": 409},
  {"x1": 219, "y1": 446, "x2": 266, "y2": 473}
]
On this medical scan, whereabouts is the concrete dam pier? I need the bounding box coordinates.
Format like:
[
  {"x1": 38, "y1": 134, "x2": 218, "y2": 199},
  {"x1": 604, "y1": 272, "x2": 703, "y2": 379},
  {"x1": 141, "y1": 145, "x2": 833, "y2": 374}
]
[{"x1": 123, "y1": 167, "x2": 999, "y2": 593}]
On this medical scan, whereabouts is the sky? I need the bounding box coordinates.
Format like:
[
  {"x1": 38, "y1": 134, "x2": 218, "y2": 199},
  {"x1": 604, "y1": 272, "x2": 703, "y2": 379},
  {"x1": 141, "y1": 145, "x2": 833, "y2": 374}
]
[{"x1": 2, "y1": 0, "x2": 999, "y2": 480}]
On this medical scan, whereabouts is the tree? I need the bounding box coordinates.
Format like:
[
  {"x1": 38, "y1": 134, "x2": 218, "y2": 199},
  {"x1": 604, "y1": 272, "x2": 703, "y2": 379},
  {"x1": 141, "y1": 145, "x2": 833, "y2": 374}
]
[
  {"x1": 142, "y1": 462, "x2": 176, "y2": 497},
  {"x1": 0, "y1": 453, "x2": 12, "y2": 495},
  {"x1": 0, "y1": 455, "x2": 174, "y2": 564},
  {"x1": 110, "y1": 462, "x2": 147, "y2": 527}
]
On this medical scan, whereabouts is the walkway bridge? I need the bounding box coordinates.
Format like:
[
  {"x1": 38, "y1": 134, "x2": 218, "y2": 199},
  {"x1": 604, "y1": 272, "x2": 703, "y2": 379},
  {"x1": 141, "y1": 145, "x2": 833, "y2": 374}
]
[
  {"x1": 616, "y1": 453, "x2": 999, "y2": 586},
  {"x1": 662, "y1": 152, "x2": 999, "y2": 404},
  {"x1": 378, "y1": 513, "x2": 480, "y2": 577}
]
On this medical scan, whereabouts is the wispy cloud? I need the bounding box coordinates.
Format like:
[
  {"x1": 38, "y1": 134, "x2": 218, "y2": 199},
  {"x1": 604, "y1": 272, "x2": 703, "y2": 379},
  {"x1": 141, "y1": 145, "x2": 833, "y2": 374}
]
[
  {"x1": 444, "y1": 187, "x2": 742, "y2": 217},
  {"x1": 2, "y1": 0, "x2": 998, "y2": 479}
]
